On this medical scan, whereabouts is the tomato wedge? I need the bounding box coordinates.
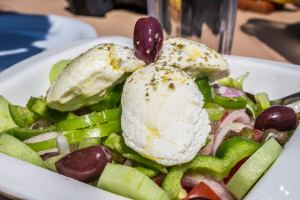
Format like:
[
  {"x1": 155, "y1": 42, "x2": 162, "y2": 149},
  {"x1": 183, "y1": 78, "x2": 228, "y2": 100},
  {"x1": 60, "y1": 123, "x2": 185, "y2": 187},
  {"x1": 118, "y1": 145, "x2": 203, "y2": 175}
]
[
  {"x1": 252, "y1": 128, "x2": 263, "y2": 142},
  {"x1": 184, "y1": 181, "x2": 220, "y2": 200},
  {"x1": 223, "y1": 156, "x2": 250, "y2": 184}
]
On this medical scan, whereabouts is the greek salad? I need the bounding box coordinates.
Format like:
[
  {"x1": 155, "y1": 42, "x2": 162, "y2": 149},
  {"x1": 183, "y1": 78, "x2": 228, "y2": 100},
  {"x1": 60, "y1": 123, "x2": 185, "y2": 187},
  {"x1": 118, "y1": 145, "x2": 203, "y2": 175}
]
[{"x1": 0, "y1": 17, "x2": 299, "y2": 200}]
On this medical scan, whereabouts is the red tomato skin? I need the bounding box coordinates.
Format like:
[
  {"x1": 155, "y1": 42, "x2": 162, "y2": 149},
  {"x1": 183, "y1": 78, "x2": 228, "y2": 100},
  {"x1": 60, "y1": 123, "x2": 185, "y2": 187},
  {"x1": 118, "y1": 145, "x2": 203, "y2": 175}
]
[
  {"x1": 252, "y1": 128, "x2": 263, "y2": 142},
  {"x1": 223, "y1": 156, "x2": 250, "y2": 184},
  {"x1": 184, "y1": 181, "x2": 220, "y2": 200}
]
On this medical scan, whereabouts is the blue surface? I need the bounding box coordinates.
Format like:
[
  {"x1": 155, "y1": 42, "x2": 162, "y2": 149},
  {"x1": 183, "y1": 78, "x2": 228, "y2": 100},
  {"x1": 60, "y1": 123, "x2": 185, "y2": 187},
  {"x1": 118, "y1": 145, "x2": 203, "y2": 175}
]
[{"x1": 0, "y1": 14, "x2": 51, "y2": 71}]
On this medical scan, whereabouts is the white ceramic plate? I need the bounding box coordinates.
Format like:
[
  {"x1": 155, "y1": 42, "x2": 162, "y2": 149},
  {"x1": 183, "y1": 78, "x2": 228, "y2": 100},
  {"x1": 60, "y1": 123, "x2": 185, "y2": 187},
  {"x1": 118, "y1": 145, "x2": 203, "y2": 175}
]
[
  {"x1": 0, "y1": 36, "x2": 299, "y2": 200},
  {"x1": 0, "y1": 14, "x2": 97, "y2": 71}
]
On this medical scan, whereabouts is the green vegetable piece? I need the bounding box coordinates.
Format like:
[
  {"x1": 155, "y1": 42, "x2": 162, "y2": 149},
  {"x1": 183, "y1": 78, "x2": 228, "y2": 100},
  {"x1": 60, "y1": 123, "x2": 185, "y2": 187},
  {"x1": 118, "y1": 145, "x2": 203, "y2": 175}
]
[
  {"x1": 0, "y1": 133, "x2": 47, "y2": 168},
  {"x1": 133, "y1": 164, "x2": 160, "y2": 178},
  {"x1": 49, "y1": 59, "x2": 72, "y2": 85},
  {"x1": 217, "y1": 72, "x2": 249, "y2": 90},
  {"x1": 97, "y1": 163, "x2": 170, "y2": 200},
  {"x1": 44, "y1": 154, "x2": 65, "y2": 172},
  {"x1": 255, "y1": 92, "x2": 271, "y2": 114},
  {"x1": 4, "y1": 125, "x2": 56, "y2": 141},
  {"x1": 232, "y1": 72, "x2": 249, "y2": 90},
  {"x1": 226, "y1": 138, "x2": 283, "y2": 200},
  {"x1": 217, "y1": 77, "x2": 234, "y2": 87},
  {"x1": 78, "y1": 137, "x2": 101, "y2": 149},
  {"x1": 203, "y1": 102, "x2": 226, "y2": 121},
  {"x1": 194, "y1": 78, "x2": 215, "y2": 102},
  {"x1": 90, "y1": 83, "x2": 123, "y2": 111},
  {"x1": 212, "y1": 95, "x2": 247, "y2": 110},
  {"x1": 56, "y1": 107, "x2": 121, "y2": 131},
  {"x1": 26, "y1": 97, "x2": 68, "y2": 122},
  {"x1": 244, "y1": 95, "x2": 258, "y2": 119},
  {"x1": 162, "y1": 137, "x2": 261, "y2": 200},
  {"x1": 8, "y1": 104, "x2": 39, "y2": 128},
  {"x1": 103, "y1": 133, "x2": 167, "y2": 173},
  {"x1": 0, "y1": 95, "x2": 17, "y2": 132},
  {"x1": 27, "y1": 121, "x2": 121, "y2": 152}
]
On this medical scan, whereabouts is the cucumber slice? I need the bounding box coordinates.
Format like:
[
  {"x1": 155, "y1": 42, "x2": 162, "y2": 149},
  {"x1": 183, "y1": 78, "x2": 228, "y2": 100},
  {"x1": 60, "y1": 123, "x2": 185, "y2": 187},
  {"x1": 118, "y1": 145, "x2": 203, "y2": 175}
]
[
  {"x1": 78, "y1": 137, "x2": 100, "y2": 149},
  {"x1": 0, "y1": 133, "x2": 47, "y2": 168},
  {"x1": 44, "y1": 154, "x2": 64, "y2": 172},
  {"x1": 97, "y1": 163, "x2": 170, "y2": 200},
  {"x1": 226, "y1": 137, "x2": 283, "y2": 200},
  {"x1": 0, "y1": 95, "x2": 17, "y2": 132}
]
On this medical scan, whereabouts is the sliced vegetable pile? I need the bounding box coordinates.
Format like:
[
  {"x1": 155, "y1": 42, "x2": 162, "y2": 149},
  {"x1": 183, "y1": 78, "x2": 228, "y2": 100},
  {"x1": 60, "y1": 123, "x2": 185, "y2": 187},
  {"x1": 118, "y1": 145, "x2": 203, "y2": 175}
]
[{"x1": 0, "y1": 17, "x2": 299, "y2": 200}]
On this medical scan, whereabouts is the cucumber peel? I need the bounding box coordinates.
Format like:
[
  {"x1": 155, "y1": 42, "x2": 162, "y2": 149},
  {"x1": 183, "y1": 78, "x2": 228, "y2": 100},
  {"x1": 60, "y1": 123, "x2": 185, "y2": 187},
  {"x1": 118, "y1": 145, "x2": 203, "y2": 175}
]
[
  {"x1": 97, "y1": 163, "x2": 170, "y2": 200},
  {"x1": 226, "y1": 137, "x2": 283, "y2": 200},
  {"x1": 56, "y1": 107, "x2": 121, "y2": 131}
]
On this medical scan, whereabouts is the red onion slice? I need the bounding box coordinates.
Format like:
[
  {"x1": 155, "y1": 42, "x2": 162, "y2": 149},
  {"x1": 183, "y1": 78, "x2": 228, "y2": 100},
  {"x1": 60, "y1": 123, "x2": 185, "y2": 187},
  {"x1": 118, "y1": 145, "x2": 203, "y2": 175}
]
[
  {"x1": 220, "y1": 109, "x2": 251, "y2": 128},
  {"x1": 180, "y1": 175, "x2": 234, "y2": 200},
  {"x1": 202, "y1": 179, "x2": 235, "y2": 200},
  {"x1": 213, "y1": 84, "x2": 245, "y2": 97}
]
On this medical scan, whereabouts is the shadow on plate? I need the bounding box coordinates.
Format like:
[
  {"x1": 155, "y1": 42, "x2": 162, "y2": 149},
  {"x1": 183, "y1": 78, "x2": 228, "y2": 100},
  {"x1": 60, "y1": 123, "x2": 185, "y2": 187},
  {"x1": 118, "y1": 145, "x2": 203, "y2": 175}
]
[
  {"x1": 241, "y1": 18, "x2": 300, "y2": 65},
  {"x1": 0, "y1": 13, "x2": 51, "y2": 71}
]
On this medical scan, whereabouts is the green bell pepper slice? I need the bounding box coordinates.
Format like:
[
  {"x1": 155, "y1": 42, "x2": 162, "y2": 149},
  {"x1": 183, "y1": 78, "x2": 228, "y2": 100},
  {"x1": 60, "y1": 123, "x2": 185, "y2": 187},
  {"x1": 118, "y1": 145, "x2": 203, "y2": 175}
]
[
  {"x1": 8, "y1": 104, "x2": 40, "y2": 128},
  {"x1": 90, "y1": 83, "x2": 123, "y2": 111},
  {"x1": 4, "y1": 125, "x2": 56, "y2": 141},
  {"x1": 26, "y1": 97, "x2": 68, "y2": 122},
  {"x1": 27, "y1": 121, "x2": 121, "y2": 152},
  {"x1": 194, "y1": 78, "x2": 215, "y2": 102},
  {"x1": 161, "y1": 137, "x2": 261, "y2": 200},
  {"x1": 56, "y1": 107, "x2": 121, "y2": 131},
  {"x1": 212, "y1": 95, "x2": 247, "y2": 110}
]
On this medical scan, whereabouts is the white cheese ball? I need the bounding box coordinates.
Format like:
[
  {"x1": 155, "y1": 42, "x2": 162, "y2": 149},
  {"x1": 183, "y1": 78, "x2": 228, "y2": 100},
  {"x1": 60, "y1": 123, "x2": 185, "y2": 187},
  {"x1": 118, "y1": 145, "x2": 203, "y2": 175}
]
[
  {"x1": 121, "y1": 65, "x2": 211, "y2": 166},
  {"x1": 46, "y1": 43, "x2": 144, "y2": 111},
  {"x1": 156, "y1": 37, "x2": 229, "y2": 82}
]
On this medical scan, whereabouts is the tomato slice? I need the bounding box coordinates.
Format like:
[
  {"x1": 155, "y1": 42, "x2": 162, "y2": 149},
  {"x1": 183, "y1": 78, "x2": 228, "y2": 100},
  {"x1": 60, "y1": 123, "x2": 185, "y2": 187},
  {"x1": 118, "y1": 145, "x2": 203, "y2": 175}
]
[
  {"x1": 223, "y1": 156, "x2": 250, "y2": 184},
  {"x1": 252, "y1": 128, "x2": 263, "y2": 142},
  {"x1": 184, "y1": 181, "x2": 220, "y2": 200}
]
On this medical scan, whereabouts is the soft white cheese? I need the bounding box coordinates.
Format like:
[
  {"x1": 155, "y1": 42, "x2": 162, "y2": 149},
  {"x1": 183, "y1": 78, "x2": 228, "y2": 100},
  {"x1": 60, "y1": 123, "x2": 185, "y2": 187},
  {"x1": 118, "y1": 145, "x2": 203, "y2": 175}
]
[
  {"x1": 121, "y1": 65, "x2": 211, "y2": 166},
  {"x1": 155, "y1": 37, "x2": 229, "y2": 82},
  {"x1": 46, "y1": 43, "x2": 144, "y2": 111}
]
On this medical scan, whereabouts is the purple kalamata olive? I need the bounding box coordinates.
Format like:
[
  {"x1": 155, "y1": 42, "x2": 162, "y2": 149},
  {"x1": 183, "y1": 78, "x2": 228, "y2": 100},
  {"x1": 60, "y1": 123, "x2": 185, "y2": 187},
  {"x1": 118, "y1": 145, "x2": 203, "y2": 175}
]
[
  {"x1": 133, "y1": 17, "x2": 163, "y2": 64},
  {"x1": 254, "y1": 105, "x2": 297, "y2": 131},
  {"x1": 55, "y1": 145, "x2": 112, "y2": 183}
]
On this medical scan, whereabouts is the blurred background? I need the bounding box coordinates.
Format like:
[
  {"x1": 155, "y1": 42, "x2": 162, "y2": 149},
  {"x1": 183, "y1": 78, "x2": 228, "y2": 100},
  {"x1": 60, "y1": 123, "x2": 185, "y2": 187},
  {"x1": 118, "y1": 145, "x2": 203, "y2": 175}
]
[{"x1": 0, "y1": 0, "x2": 299, "y2": 70}]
